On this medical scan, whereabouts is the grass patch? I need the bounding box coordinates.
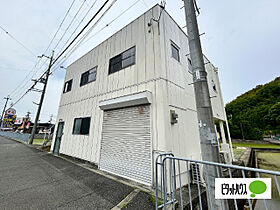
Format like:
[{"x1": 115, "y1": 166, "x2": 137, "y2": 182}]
[
  {"x1": 257, "y1": 152, "x2": 280, "y2": 201},
  {"x1": 232, "y1": 142, "x2": 280, "y2": 149},
  {"x1": 146, "y1": 192, "x2": 161, "y2": 206},
  {"x1": 32, "y1": 138, "x2": 44, "y2": 145},
  {"x1": 121, "y1": 203, "x2": 127, "y2": 208},
  {"x1": 233, "y1": 147, "x2": 246, "y2": 160}
]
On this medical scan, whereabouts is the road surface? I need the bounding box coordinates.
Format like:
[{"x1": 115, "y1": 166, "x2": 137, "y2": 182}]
[{"x1": 0, "y1": 136, "x2": 134, "y2": 210}]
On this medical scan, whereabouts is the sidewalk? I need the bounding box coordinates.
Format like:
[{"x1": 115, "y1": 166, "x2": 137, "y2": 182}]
[{"x1": 0, "y1": 136, "x2": 154, "y2": 210}]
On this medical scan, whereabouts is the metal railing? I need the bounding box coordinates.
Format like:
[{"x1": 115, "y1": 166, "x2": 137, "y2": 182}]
[{"x1": 155, "y1": 153, "x2": 280, "y2": 210}]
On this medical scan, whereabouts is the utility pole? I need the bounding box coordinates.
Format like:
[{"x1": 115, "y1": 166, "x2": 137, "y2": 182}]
[
  {"x1": 29, "y1": 51, "x2": 54, "y2": 144},
  {"x1": 48, "y1": 114, "x2": 53, "y2": 123},
  {"x1": 183, "y1": 0, "x2": 225, "y2": 209},
  {"x1": 26, "y1": 111, "x2": 31, "y2": 121},
  {"x1": 0, "y1": 96, "x2": 11, "y2": 128}
]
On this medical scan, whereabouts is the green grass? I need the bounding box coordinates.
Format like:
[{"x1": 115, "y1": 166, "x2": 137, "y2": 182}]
[
  {"x1": 257, "y1": 152, "x2": 280, "y2": 200},
  {"x1": 233, "y1": 147, "x2": 246, "y2": 160},
  {"x1": 32, "y1": 138, "x2": 44, "y2": 145},
  {"x1": 232, "y1": 142, "x2": 280, "y2": 149},
  {"x1": 121, "y1": 203, "x2": 127, "y2": 208}
]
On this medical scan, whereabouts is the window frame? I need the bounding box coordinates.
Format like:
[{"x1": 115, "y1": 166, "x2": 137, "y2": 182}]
[
  {"x1": 63, "y1": 79, "x2": 73, "y2": 93},
  {"x1": 171, "y1": 41, "x2": 180, "y2": 62},
  {"x1": 109, "y1": 46, "x2": 136, "y2": 74},
  {"x1": 80, "y1": 66, "x2": 97, "y2": 86},
  {"x1": 72, "y1": 117, "x2": 91, "y2": 135}
]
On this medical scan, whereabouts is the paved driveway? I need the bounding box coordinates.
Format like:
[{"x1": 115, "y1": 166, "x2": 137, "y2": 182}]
[{"x1": 0, "y1": 136, "x2": 133, "y2": 210}]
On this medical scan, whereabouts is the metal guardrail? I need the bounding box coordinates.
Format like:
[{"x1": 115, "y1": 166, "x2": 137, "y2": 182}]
[{"x1": 155, "y1": 154, "x2": 280, "y2": 210}]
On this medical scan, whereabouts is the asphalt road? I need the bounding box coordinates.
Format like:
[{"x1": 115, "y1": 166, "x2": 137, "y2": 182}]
[{"x1": 0, "y1": 136, "x2": 133, "y2": 210}]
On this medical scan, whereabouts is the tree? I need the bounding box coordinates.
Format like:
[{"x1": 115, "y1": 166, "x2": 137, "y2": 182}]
[{"x1": 225, "y1": 77, "x2": 280, "y2": 140}]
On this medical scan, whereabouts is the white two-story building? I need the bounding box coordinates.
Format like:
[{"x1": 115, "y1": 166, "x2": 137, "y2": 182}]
[{"x1": 51, "y1": 4, "x2": 233, "y2": 186}]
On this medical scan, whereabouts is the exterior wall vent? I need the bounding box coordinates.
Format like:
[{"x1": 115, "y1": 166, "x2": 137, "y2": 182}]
[{"x1": 190, "y1": 163, "x2": 202, "y2": 184}]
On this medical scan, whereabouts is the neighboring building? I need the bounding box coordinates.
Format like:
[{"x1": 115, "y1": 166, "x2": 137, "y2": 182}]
[
  {"x1": 51, "y1": 5, "x2": 233, "y2": 186},
  {"x1": 15, "y1": 120, "x2": 54, "y2": 134}
]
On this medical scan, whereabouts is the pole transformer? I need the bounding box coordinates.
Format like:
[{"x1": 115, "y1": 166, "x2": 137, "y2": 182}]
[
  {"x1": 0, "y1": 96, "x2": 11, "y2": 127},
  {"x1": 183, "y1": 0, "x2": 225, "y2": 209},
  {"x1": 29, "y1": 51, "x2": 54, "y2": 144}
]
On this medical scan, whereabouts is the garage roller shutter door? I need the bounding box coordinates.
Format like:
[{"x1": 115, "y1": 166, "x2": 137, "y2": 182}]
[{"x1": 99, "y1": 105, "x2": 152, "y2": 185}]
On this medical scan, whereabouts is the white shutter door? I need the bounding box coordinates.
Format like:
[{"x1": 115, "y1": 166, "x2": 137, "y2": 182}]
[{"x1": 99, "y1": 105, "x2": 152, "y2": 185}]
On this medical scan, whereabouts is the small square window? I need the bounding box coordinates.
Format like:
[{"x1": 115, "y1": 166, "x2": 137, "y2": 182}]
[
  {"x1": 80, "y1": 66, "x2": 97, "y2": 86},
  {"x1": 63, "y1": 79, "x2": 73, "y2": 93},
  {"x1": 73, "y1": 117, "x2": 91, "y2": 135},
  {"x1": 109, "y1": 46, "x2": 136, "y2": 74},
  {"x1": 171, "y1": 43, "x2": 180, "y2": 62}
]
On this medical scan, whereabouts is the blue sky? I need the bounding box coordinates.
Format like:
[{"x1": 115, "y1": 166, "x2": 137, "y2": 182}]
[{"x1": 0, "y1": 0, "x2": 279, "y2": 122}]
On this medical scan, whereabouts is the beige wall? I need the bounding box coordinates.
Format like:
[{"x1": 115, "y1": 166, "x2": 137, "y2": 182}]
[{"x1": 51, "y1": 5, "x2": 227, "y2": 170}]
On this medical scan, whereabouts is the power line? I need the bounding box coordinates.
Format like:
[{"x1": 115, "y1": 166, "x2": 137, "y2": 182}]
[
  {"x1": 52, "y1": 0, "x2": 87, "y2": 52},
  {"x1": 9, "y1": 0, "x2": 102, "y2": 100},
  {"x1": 8, "y1": 0, "x2": 80, "y2": 98},
  {"x1": 8, "y1": 58, "x2": 43, "y2": 97},
  {"x1": 8, "y1": 57, "x2": 49, "y2": 99},
  {"x1": 52, "y1": 0, "x2": 139, "y2": 73},
  {"x1": 84, "y1": 0, "x2": 141, "y2": 46},
  {"x1": 57, "y1": 0, "x2": 98, "y2": 55},
  {"x1": 43, "y1": 0, "x2": 77, "y2": 55},
  {"x1": 141, "y1": 0, "x2": 149, "y2": 9},
  {"x1": 9, "y1": 68, "x2": 50, "y2": 111},
  {"x1": 0, "y1": 25, "x2": 37, "y2": 57},
  {"x1": 10, "y1": 0, "x2": 112, "y2": 109},
  {"x1": 18, "y1": 0, "x2": 88, "y2": 88},
  {"x1": 53, "y1": 0, "x2": 111, "y2": 64}
]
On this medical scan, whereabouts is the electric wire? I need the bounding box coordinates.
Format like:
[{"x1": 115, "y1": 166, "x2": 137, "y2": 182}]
[
  {"x1": 13, "y1": 0, "x2": 85, "y2": 95},
  {"x1": 52, "y1": 0, "x2": 140, "y2": 74},
  {"x1": 8, "y1": 58, "x2": 44, "y2": 97},
  {"x1": 83, "y1": 0, "x2": 141, "y2": 47},
  {"x1": 10, "y1": 0, "x2": 112, "y2": 109},
  {"x1": 32, "y1": 0, "x2": 91, "y2": 76},
  {"x1": 57, "y1": 0, "x2": 98, "y2": 56},
  {"x1": 8, "y1": 0, "x2": 82, "y2": 99},
  {"x1": 52, "y1": 0, "x2": 87, "y2": 52},
  {"x1": 11, "y1": 0, "x2": 141, "y2": 110},
  {"x1": 0, "y1": 25, "x2": 37, "y2": 57},
  {"x1": 43, "y1": 0, "x2": 77, "y2": 55},
  {"x1": 53, "y1": 0, "x2": 111, "y2": 64},
  {"x1": 51, "y1": 0, "x2": 117, "y2": 71}
]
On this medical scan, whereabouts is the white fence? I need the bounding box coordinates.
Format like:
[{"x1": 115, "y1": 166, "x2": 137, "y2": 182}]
[{"x1": 155, "y1": 153, "x2": 280, "y2": 210}]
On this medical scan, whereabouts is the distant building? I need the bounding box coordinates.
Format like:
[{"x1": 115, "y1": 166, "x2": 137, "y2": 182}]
[
  {"x1": 51, "y1": 5, "x2": 233, "y2": 186},
  {"x1": 13, "y1": 118, "x2": 54, "y2": 135}
]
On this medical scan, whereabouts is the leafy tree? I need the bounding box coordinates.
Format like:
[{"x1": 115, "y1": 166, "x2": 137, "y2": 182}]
[{"x1": 225, "y1": 77, "x2": 280, "y2": 140}]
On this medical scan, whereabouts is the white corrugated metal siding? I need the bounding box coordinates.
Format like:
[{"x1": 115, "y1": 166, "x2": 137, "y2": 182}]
[{"x1": 99, "y1": 105, "x2": 152, "y2": 185}]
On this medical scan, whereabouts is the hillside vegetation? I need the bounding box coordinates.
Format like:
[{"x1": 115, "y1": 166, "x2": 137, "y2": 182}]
[{"x1": 225, "y1": 77, "x2": 280, "y2": 140}]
